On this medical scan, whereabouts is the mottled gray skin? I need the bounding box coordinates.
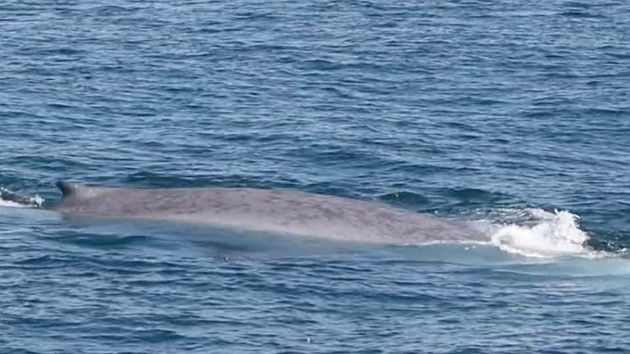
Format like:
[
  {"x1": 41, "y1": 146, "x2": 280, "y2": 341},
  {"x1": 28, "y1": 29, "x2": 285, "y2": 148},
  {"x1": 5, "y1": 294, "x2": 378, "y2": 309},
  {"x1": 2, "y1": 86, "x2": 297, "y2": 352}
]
[{"x1": 53, "y1": 183, "x2": 486, "y2": 244}]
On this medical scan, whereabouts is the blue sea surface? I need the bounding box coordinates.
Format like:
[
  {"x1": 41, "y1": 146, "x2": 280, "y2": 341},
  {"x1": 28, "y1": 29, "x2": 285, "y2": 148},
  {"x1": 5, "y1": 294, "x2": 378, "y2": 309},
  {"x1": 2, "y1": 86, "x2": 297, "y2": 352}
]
[{"x1": 1, "y1": 0, "x2": 630, "y2": 352}]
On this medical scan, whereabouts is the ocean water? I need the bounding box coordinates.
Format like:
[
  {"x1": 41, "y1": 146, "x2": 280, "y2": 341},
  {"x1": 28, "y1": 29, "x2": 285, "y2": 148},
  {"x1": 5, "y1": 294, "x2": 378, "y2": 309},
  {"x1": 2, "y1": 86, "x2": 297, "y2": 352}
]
[{"x1": 1, "y1": 0, "x2": 630, "y2": 352}]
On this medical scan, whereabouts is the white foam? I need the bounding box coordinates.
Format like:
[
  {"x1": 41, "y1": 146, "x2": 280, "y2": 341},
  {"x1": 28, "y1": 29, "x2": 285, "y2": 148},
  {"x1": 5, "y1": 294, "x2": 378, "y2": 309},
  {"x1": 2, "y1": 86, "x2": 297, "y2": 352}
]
[
  {"x1": 0, "y1": 199, "x2": 30, "y2": 208},
  {"x1": 488, "y1": 208, "x2": 598, "y2": 258},
  {"x1": 0, "y1": 187, "x2": 44, "y2": 208}
]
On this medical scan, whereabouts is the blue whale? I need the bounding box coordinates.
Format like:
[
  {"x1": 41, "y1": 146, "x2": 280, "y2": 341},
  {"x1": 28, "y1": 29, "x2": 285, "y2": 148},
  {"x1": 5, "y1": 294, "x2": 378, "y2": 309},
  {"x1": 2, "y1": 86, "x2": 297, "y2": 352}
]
[{"x1": 53, "y1": 183, "x2": 486, "y2": 244}]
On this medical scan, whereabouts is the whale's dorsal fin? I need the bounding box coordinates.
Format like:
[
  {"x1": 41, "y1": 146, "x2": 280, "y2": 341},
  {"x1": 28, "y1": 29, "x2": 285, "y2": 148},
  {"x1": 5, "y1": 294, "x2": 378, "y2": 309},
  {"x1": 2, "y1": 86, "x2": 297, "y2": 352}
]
[
  {"x1": 57, "y1": 182, "x2": 80, "y2": 198},
  {"x1": 56, "y1": 182, "x2": 107, "y2": 200}
]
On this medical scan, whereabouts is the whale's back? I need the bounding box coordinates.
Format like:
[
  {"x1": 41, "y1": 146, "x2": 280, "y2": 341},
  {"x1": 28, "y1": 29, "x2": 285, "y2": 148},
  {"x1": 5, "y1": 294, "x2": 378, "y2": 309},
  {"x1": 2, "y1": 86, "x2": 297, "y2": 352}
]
[{"x1": 54, "y1": 183, "x2": 485, "y2": 244}]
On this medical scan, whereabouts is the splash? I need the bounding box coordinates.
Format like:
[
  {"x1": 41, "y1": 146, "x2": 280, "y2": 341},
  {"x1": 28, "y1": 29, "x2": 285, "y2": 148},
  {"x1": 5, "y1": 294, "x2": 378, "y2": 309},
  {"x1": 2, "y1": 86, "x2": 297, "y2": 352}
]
[
  {"x1": 489, "y1": 208, "x2": 594, "y2": 258},
  {"x1": 0, "y1": 187, "x2": 44, "y2": 208}
]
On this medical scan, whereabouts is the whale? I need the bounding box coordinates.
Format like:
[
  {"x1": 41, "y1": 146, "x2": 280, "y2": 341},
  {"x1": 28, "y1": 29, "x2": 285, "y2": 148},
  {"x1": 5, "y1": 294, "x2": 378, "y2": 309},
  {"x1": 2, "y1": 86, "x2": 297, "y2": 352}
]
[{"x1": 53, "y1": 182, "x2": 487, "y2": 245}]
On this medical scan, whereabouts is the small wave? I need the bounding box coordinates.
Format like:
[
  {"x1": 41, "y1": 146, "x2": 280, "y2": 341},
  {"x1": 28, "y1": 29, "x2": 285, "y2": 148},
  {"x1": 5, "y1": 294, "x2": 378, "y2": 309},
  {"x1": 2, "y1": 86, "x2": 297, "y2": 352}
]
[
  {"x1": 0, "y1": 187, "x2": 44, "y2": 208},
  {"x1": 485, "y1": 208, "x2": 603, "y2": 259},
  {"x1": 445, "y1": 188, "x2": 509, "y2": 204},
  {"x1": 378, "y1": 191, "x2": 431, "y2": 208}
]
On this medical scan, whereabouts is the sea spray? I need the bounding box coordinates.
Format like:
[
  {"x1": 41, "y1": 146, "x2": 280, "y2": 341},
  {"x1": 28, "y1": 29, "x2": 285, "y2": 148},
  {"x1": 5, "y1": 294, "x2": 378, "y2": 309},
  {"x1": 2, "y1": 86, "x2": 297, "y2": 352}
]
[
  {"x1": 0, "y1": 187, "x2": 44, "y2": 208},
  {"x1": 490, "y1": 209, "x2": 592, "y2": 258}
]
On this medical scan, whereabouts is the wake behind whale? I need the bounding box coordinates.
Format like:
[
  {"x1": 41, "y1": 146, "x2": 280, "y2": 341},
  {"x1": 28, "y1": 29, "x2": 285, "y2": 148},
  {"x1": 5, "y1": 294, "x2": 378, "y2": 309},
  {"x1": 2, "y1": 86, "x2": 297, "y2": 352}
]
[{"x1": 52, "y1": 183, "x2": 487, "y2": 245}]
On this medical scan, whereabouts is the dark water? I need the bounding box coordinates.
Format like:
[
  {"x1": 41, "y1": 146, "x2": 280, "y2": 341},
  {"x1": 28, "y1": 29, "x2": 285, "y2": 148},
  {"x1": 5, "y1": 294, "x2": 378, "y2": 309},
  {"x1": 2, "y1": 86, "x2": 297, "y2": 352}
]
[{"x1": 2, "y1": 0, "x2": 630, "y2": 352}]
